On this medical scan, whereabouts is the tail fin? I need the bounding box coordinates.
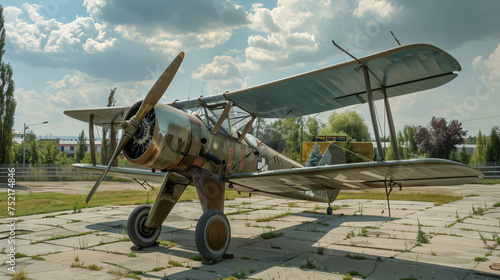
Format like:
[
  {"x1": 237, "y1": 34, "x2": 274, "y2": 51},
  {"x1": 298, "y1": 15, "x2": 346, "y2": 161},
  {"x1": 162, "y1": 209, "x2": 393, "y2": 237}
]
[{"x1": 318, "y1": 143, "x2": 346, "y2": 166}]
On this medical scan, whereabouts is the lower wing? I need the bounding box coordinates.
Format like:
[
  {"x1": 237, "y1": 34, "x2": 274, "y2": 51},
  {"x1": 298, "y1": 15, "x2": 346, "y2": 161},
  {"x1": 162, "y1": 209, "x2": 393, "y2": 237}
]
[{"x1": 227, "y1": 158, "x2": 483, "y2": 197}]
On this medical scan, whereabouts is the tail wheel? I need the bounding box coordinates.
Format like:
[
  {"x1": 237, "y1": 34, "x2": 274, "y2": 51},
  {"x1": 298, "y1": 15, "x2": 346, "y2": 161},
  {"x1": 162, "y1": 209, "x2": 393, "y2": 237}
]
[
  {"x1": 195, "y1": 210, "x2": 231, "y2": 262},
  {"x1": 127, "y1": 205, "x2": 161, "y2": 247}
]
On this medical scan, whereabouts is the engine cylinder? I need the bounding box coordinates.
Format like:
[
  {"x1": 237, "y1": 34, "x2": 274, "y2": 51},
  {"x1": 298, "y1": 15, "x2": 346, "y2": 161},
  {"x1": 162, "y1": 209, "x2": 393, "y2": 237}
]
[{"x1": 123, "y1": 102, "x2": 202, "y2": 171}]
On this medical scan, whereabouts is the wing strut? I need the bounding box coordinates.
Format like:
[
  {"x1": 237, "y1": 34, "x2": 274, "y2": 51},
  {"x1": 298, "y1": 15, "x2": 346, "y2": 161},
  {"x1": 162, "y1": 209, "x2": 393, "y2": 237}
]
[
  {"x1": 332, "y1": 41, "x2": 385, "y2": 160},
  {"x1": 362, "y1": 65, "x2": 385, "y2": 160},
  {"x1": 382, "y1": 87, "x2": 400, "y2": 160},
  {"x1": 384, "y1": 179, "x2": 401, "y2": 218}
]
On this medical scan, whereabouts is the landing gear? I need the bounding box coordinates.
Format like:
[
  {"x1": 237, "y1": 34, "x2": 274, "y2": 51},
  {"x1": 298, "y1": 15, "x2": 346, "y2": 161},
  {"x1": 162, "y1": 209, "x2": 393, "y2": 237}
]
[
  {"x1": 195, "y1": 209, "x2": 231, "y2": 263},
  {"x1": 327, "y1": 203, "x2": 333, "y2": 215},
  {"x1": 127, "y1": 205, "x2": 161, "y2": 248}
]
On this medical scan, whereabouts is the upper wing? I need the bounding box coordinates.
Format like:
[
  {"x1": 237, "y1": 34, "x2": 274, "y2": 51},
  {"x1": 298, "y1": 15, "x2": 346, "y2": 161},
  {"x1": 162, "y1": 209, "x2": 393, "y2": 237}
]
[
  {"x1": 172, "y1": 44, "x2": 461, "y2": 119},
  {"x1": 64, "y1": 106, "x2": 130, "y2": 129},
  {"x1": 227, "y1": 159, "x2": 482, "y2": 194}
]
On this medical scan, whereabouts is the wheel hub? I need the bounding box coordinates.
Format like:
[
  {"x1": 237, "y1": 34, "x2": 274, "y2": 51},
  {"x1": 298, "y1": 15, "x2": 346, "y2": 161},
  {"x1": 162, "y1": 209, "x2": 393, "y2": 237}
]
[
  {"x1": 138, "y1": 214, "x2": 155, "y2": 237},
  {"x1": 206, "y1": 220, "x2": 227, "y2": 251}
]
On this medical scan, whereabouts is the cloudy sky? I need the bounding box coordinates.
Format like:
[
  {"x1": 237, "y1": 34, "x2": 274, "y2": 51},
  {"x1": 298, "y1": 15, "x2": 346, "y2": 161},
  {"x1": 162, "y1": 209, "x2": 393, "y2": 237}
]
[{"x1": 4, "y1": 0, "x2": 500, "y2": 139}]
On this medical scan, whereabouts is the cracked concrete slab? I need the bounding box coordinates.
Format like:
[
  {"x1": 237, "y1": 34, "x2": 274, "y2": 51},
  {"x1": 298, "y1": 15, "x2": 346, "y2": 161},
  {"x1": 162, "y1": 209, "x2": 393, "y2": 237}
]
[{"x1": 2, "y1": 182, "x2": 500, "y2": 279}]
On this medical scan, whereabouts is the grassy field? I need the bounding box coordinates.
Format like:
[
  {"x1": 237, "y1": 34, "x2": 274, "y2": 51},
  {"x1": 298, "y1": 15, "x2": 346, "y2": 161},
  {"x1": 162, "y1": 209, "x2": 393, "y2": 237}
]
[
  {"x1": 0, "y1": 186, "x2": 251, "y2": 218},
  {"x1": 337, "y1": 190, "x2": 462, "y2": 206},
  {"x1": 473, "y1": 179, "x2": 500, "y2": 185},
  {"x1": 0, "y1": 184, "x2": 471, "y2": 218}
]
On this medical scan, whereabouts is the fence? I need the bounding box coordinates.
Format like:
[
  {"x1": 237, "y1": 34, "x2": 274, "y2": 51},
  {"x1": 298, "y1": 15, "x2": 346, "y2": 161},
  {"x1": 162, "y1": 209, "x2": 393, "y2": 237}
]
[
  {"x1": 473, "y1": 165, "x2": 500, "y2": 179},
  {"x1": 0, "y1": 164, "x2": 108, "y2": 181}
]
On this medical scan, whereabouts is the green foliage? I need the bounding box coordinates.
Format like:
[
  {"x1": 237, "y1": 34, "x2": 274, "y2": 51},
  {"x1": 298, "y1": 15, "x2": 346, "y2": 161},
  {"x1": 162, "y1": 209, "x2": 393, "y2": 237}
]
[
  {"x1": 459, "y1": 146, "x2": 470, "y2": 164},
  {"x1": 0, "y1": 5, "x2": 16, "y2": 164},
  {"x1": 100, "y1": 88, "x2": 117, "y2": 165},
  {"x1": 29, "y1": 141, "x2": 39, "y2": 165},
  {"x1": 75, "y1": 130, "x2": 86, "y2": 162},
  {"x1": 450, "y1": 149, "x2": 458, "y2": 162},
  {"x1": 471, "y1": 131, "x2": 488, "y2": 165},
  {"x1": 343, "y1": 274, "x2": 353, "y2": 280},
  {"x1": 38, "y1": 141, "x2": 60, "y2": 164},
  {"x1": 486, "y1": 126, "x2": 500, "y2": 163},
  {"x1": 305, "y1": 116, "x2": 324, "y2": 140},
  {"x1": 414, "y1": 117, "x2": 466, "y2": 159},
  {"x1": 81, "y1": 152, "x2": 94, "y2": 164},
  {"x1": 416, "y1": 219, "x2": 429, "y2": 244},
  {"x1": 320, "y1": 111, "x2": 370, "y2": 141},
  {"x1": 343, "y1": 138, "x2": 362, "y2": 163},
  {"x1": 305, "y1": 142, "x2": 322, "y2": 167}
]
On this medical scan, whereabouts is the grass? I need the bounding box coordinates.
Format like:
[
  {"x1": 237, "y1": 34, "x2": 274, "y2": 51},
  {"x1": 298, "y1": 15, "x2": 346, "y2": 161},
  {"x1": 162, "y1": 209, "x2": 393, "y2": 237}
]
[
  {"x1": 345, "y1": 253, "x2": 366, "y2": 260},
  {"x1": 190, "y1": 255, "x2": 203, "y2": 261},
  {"x1": 260, "y1": 230, "x2": 283, "y2": 239},
  {"x1": 31, "y1": 231, "x2": 93, "y2": 244},
  {"x1": 337, "y1": 190, "x2": 462, "y2": 206},
  {"x1": 0, "y1": 187, "x2": 250, "y2": 218},
  {"x1": 474, "y1": 256, "x2": 489, "y2": 262},
  {"x1": 158, "y1": 238, "x2": 176, "y2": 247},
  {"x1": 107, "y1": 268, "x2": 141, "y2": 279},
  {"x1": 9, "y1": 268, "x2": 28, "y2": 280},
  {"x1": 231, "y1": 269, "x2": 246, "y2": 279},
  {"x1": 168, "y1": 260, "x2": 183, "y2": 267},
  {"x1": 256, "y1": 212, "x2": 292, "y2": 222},
  {"x1": 473, "y1": 179, "x2": 500, "y2": 185}
]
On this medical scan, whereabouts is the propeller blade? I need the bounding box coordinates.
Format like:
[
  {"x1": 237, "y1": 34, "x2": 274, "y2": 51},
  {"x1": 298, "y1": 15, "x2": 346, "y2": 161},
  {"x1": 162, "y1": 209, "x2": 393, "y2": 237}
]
[
  {"x1": 85, "y1": 51, "x2": 185, "y2": 206},
  {"x1": 135, "y1": 51, "x2": 184, "y2": 121},
  {"x1": 84, "y1": 134, "x2": 131, "y2": 207}
]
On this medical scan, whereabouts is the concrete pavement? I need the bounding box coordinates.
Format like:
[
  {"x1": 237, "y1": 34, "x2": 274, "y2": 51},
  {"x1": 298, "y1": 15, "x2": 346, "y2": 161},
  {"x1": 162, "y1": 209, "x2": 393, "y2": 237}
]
[{"x1": 2, "y1": 183, "x2": 500, "y2": 279}]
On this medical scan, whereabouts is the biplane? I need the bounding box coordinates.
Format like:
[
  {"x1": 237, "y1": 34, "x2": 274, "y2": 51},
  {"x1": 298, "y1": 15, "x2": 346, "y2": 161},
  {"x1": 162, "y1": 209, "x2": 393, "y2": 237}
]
[{"x1": 65, "y1": 43, "x2": 483, "y2": 263}]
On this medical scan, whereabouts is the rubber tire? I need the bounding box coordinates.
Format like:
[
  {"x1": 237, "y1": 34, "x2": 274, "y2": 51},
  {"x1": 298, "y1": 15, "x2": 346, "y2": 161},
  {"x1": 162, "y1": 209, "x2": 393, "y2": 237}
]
[
  {"x1": 195, "y1": 210, "x2": 231, "y2": 262},
  {"x1": 127, "y1": 205, "x2": 161, "y2": 248},
  {"x1": 327, "y1": 207, "x2": 333, "y2": 215}
]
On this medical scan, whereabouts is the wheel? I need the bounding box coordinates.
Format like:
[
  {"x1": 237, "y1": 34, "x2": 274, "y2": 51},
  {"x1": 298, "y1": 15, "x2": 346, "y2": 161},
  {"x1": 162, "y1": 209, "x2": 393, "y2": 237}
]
[
  {"x1": 195, "y1": 209, "x2": 231, "y2": 262},
  {"x1": 327, "y1": 206, "x2": 333, "y2": 215},
  {"x1": 127, "y1": 205, "x2": 161, "y2": 248}
]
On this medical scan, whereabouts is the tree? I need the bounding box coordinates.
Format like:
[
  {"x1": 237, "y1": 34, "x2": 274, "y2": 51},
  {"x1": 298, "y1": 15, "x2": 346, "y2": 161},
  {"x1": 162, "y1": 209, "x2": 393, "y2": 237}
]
[
  {"x1": 0, "y1": 6, "x2": 16, "y2": 163},
  {"x1": 413, "y1": 117, "x2": 466, "y2": 159},
  {"x1": 471, "y1": 131, "x2": 488, "y2": 165},
  {"x1": 29, "y1": 141, "x2": 38, "y2": 165},
  {"x1": 305, "y1": 142, "x2": 322, "y2": 167},
  {"x1": 100, "y1": 88, "x2": 117, "y2": 165},
  {"x1": 249, "y1": 117, "x2": 266, "y2": 140},
  {"x1": 459, "y1": 146, "x2": 470, "y2": 165},
  {"x1": 75, "y1": 130, "x2": 86, "y2": 162},
  {"x1": 485, "y1": 126, "x2": 500, "y2": 164},
  {"x1": 343, "y1": 138, "x2": 362, "y2": 163},
  {"x1": 305, "y1": 116, "x2": 324, "y2": 141},
  {"x1": 39, "y1": 141, "x2": 59, "y2": 164},
  {"x1": 320, "y1": 111, "x2": 370, "y2": 142},
  {"x1": 450, "y1": 149, "x2": 458, "y2": 162}
]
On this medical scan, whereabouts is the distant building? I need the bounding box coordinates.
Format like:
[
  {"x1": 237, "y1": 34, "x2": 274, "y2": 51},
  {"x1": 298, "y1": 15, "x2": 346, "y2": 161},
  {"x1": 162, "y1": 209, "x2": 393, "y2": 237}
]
[
  {"x1": 58, "y1": 140, "x2": 102, "y2": 157},
  {"x1": 13, "y1": 130, "x2": 24, "y2": 144},
  {"x1": 455, "y1": 144, "x2": 476, "y2": 155}
]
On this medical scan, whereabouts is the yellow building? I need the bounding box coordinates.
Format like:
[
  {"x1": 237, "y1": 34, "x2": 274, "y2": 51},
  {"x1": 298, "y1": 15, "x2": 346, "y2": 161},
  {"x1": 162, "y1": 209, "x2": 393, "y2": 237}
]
[{"x1": 301, "y1": 140, "x2": 373, "y2": 164}]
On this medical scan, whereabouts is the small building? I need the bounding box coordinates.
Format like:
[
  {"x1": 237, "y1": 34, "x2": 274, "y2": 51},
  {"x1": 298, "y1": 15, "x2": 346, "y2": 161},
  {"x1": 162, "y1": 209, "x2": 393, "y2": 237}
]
[
  {"x1": 455, "y1": 144, "x2": 476, "y2": 155},
  {"x1": 58, "y1": 140, "x2": 102, "y2": 158},
  {"x1": 13, "y1": 130, "x2": 24, "y2": 144}
]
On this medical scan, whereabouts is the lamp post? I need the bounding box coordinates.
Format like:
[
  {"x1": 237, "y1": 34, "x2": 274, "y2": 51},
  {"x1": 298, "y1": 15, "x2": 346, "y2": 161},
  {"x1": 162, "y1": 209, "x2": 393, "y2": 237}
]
[{"x1": 23, "y1": 121, "x2": 48, "y2": 168}]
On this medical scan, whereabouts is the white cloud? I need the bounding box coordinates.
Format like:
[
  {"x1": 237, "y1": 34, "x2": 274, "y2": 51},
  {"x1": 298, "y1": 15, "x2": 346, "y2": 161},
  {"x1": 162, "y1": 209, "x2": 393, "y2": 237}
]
[
  {"x1": 353, "y1": 0, "x2": 400, "y2": 20},
  {"x1": 191, "y1": 55, "x2": 252, "y2": 95},
  {"x1": 5, "y1": 4, "x2": 115, "y2": 55}
]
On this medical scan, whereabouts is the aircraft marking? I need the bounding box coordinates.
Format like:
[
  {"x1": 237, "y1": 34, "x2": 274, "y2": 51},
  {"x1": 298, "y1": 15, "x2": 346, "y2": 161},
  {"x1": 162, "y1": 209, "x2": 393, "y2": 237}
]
[{"x1": 257, "y1": 157, "x2": 269, "y2": 172}]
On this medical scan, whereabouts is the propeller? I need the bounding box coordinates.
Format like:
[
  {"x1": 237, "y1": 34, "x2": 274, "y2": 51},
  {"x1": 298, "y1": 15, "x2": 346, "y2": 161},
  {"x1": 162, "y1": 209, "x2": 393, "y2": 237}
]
[{"x1": 84, "y1": 51, "x2": 185, "y2": 207}]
